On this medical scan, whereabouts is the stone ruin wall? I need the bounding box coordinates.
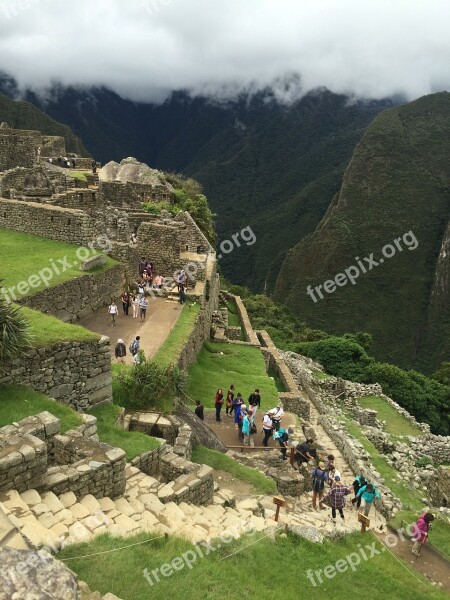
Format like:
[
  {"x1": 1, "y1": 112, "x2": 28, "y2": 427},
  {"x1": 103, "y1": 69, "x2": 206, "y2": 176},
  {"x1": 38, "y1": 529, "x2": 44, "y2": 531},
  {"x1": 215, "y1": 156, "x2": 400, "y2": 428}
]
[
  {"x1": 99, "y1": 180, "x2": 174, "y2": 208},
  {"x1": 0, "y1": 128, "x2": 41, "y2": 171},
  {"x1": 0, "y1": 198, "x2": 98, "y2": 246},
  {"x1": 41, "y1": 135, "x2": 65, "y2": 157},
  {"x1": 17, "y1": 263, "x2": 126, "y2": 323},
  {"x1": 0, "y1": 337, "x2": 113, "y2": 412},
  {"x1": 0, "y1": 411, "x2": 126, "y2": 499}
]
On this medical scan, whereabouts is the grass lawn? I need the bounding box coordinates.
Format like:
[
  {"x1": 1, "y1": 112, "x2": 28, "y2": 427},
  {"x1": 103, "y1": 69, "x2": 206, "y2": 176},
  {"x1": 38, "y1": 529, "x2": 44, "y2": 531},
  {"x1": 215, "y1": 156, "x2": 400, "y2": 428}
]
[
  {"x1": 68, "y1": 171, "x2": 89, "y2": 181},
  {"x1": 0, "y1": 384, "x2": 82, "y2": 433},
  {"x1": 0, "y1": 228, "x2": 117, "y2": 300},
  {"x1": 313, "y1": 370, "x2": 332, "y2": 380},
  {"x1": 226, "y1": 299, "x2": 241, "y2": 327},
  {"x1": 267, "y1": 365, "x2": 287, "y2": 392},
  {"x1": 357, "y1": 395, "x2": 423, "y2": 437},
  {"x1": 152, "y1": 303, "x2": 200, "y2": 368},
  {"x1": 58, "y1": 530, "x2": 446, "y2": 600},
  {"x1": 186, "y1": 342, "x2": 279, "y2": 409},
  {"x1": 191, "y1": 446, "x2": 276, "y2": 494},
  {"x1": 22, "y1": 306, "x2": 99, "y2": 347},
  {"x1": 89, "y1": 404, "x2": 160, "y2": 461}
]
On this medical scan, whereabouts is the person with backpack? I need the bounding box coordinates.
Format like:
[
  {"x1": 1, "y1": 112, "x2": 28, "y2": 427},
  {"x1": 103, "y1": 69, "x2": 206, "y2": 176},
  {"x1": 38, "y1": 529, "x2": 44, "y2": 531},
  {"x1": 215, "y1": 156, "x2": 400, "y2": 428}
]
[
  {"x1": 139, "y1": 294, "x2": 149, "y2": 322},
  {"x1": 356, "y1": 482, "x2": 381, "y2": 516},
  {"x1": 226, "y1": 384, "x2": 235, "y2": 417},
  {"x1": 242, "y1": 410, "x2": 251, "y2": 446},
  {"x1": 262, "y1": 411, "x2": 273, "y2": 448},
  {"x1": 133, "y1": 349, "x2": 146, "y2": 367},
  {"x1": 324, "y1": 477, "x2": 351, "y2": 524},
  {"x1": 274, "y1": 428, "x2": 289, "y2": 460},
  {"x1": 351, "y1": 475, "x2": 367, "y2": 507},
  {"x1": 269, "y1": 405, "x2": 284, "y2": 432},
  {"x1": 311, "y1": 462, "x2": 328, "y2": 510},
  {"x1": 129, "y1": 336, "x2": 140, "y2": 357},
  {"x1": 411, "y1": 512, "x2": 434, "y2": 556},
  {"x1": 215, "y1": 388, "x2": 224, "y2": 423},
  {"x1": 114, "y1": 338, "x2": 126, "y2": 364},
  {"x1": 238, "y1": 404, "x2": 247, "y2": 441}
]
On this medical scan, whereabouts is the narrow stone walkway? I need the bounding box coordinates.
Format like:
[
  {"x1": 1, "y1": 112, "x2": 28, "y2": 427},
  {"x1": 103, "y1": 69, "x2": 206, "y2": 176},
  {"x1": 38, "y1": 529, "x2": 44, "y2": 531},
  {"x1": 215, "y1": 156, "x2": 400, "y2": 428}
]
[{"x1": 79, "y1": 297, "x2": 183, "y2": 364}]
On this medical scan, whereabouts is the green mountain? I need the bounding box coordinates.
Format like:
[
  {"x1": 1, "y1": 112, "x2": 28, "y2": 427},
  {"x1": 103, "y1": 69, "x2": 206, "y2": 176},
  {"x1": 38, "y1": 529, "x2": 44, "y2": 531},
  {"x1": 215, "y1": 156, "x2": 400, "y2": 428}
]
[
  {"x1": 14, "y1": 85, "x2": 389, "y2": 291},
  {"x1": 0, "y1": 91, "x2": 88, "y2": 155},
  {"x1": 275, "y1": 92, "x2": 450, "y2": 373}
]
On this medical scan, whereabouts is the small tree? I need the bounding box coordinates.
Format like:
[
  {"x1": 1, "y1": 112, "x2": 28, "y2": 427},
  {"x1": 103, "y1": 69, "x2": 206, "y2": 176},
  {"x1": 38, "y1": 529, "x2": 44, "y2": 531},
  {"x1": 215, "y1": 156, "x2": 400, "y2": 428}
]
[{"x1": 0, "y1": 282, "x2": 31, "y2": 363}]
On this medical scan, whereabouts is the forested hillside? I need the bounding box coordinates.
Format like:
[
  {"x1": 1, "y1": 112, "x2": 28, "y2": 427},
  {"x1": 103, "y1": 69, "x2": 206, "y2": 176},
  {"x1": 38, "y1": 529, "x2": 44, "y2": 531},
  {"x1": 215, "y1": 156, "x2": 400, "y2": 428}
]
[{"x1": 275, "y1": 92, "x2": 450, "y2": 373}]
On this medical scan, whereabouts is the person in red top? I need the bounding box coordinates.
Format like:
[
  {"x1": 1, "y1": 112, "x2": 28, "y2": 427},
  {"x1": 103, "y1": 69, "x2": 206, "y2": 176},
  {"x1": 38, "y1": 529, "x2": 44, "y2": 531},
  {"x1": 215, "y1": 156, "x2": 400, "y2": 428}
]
[
  {"x1": 215, "y1": 389, "x2": 224, "y2": 423},
  {"x1": 411, "y1": 512, "x2": 434, "y2": 556}
]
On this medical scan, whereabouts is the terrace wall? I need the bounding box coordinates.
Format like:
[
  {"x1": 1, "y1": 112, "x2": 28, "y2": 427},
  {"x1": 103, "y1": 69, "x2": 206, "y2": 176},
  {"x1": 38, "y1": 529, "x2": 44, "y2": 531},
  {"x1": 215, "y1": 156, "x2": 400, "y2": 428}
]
[
  {"x1": 0, "y1": 337, "x2": 113, "y2": 411},
  {"x1": 17, "y1": 264, "x2": 126, "y2": 323}
]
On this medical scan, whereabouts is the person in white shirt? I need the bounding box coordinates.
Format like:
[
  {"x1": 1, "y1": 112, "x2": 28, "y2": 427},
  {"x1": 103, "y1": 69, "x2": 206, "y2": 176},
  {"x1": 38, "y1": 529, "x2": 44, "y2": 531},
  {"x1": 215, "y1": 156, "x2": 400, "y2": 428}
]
[
  {"x1": 269, "y1": 405, "x2": 284, "y2": 432},
  {"x1": 108, "y1": 300, "x2": 118, "y2": 326},
  {"x1": 262, "y1": 412, "x2": 273, "y2": 448}
]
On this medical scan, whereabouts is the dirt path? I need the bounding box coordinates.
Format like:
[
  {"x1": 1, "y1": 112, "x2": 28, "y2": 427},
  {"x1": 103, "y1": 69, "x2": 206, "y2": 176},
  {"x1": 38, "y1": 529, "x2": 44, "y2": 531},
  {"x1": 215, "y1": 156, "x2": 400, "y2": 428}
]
[{"x1": 79, "y1": 297, "x2": 182, "y2": 364}]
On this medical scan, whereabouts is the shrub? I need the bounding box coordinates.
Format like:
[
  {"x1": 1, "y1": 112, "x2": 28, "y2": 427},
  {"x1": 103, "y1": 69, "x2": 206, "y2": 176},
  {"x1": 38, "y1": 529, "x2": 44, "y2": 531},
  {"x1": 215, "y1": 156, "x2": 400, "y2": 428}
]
[{"x1": 113, "y1": 362, "x2": 185, "y2": 412}]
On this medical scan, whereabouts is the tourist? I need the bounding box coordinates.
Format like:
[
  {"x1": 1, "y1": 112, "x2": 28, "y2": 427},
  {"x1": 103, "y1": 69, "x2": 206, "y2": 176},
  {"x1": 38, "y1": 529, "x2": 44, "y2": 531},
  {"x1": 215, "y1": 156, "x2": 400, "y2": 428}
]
[
  {"x1": 356, "y1": 482, "x2": 381, "y2": 516},
  {"x1": 234, "y1": 393, "x2": 244, "y2": 429},
  {"x1": 226, "y1": 384, "x2": 235, "y2": 416},
  {"x1": 176, "y1": 271, "x2": 184, "y2": 292},
  {"x1": 324, "y1": 477, "x2": 351, "y2": 524},
  {"x1": 231, "y1": 388, "x2": 241, "y2": 418},
  {"x1": 195, "y1": 400, "x2": 204, "y2": 421},
  {"x1": 311, "y1": 461, "x2": 328, "y2": 510},
  {"x1": 411, "y1": 512, "x2": 434, "y2": 557},
  {"x1": 138, "y1": 257, "x2": 147, "y2": 275},
  {"x1": 238, "y1": 404, "x2": 246, "y2": 441},
  {"x1": 139, "y1": 294, "x2": 149, "y2": 322},
  {"x1": 248, "y1": 388, "x2": 261, "y2": 408},
  {"x1": 137, "y1": 278, "x2": 146, "y2": 297},
  {"x1": 129, "y1": 336, "x2": 140, "y2": 357},
  {"x1": 146, "y1": 262, "x2": 153, "y2": 284},
  {"x1": 249, "y1": 409, "x2": 257, "y2": 446},
  {"x1": 295, "y1": 438, "x2": 315, "y2": 467},
  {"x1": 351, "y1": 475, "x2": 367, "y2": 507},
  {"x1": 262, "y1": 411, "x2": 273, "y2": 448},
  {"x1": 72, "y1": 158, "x2": 76, "y2": 169},
  {"x1": 181, "y1": 269, "x2": 188, "y2": 290},
  {"x1": 179, "y1": 284, "x2": 186, "y2": 305},
  {"x1": 37, "y1": 147, "x2": 41, "y2": 162},
  {"x1": 130, "y1": 232, "x2": 138, "y2": 245},
  {"x1": 242, "y1": 410, "x2": 251, "y2": 446},
  {"x1": 154, "y1": 273, "x2": 163, "y2": 289},
  {"x1": 133, "y1": 349, "x2": 146, "y2": 367},
  {"x1": 91, "y1": 160, "x2": 97, "y2": 174},
  {"x1": 131, "y1": 293, "x2": 139, "y2": 319},
  {"x1": 114, "y1": 338, "x2": 126, "y2": 364},
  {"x1": 108, "y1": 299, "x2": 118, "y2": 327},
  {"x1": 275, "y1": 428, "x2": 289, "y2": 460},
  {"x1": 328, "y1": 464, "x2": 341, "y2": 485},
  {"x1": 215, "y1": 388, "x2": 224, "y2": 422},
  {"x1": 269, "y1": 405, "x2": 284, "y2": 432},
  {"x1": 121, "y1": 291, "x2": 130, "y2": 316}
]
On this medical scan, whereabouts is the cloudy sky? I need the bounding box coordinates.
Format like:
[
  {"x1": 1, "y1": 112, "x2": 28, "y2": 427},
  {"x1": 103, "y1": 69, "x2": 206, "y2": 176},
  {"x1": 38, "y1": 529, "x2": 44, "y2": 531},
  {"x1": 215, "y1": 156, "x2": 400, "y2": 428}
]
[{"x1": 0, "y1": 0, "x2": 449, "y2": 103}]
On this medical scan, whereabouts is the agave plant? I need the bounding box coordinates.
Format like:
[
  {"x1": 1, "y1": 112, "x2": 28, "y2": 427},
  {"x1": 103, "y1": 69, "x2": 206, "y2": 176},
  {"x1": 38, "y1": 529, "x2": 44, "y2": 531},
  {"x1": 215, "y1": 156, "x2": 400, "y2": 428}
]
[{"x1": 0, "y1": 280, "x2": 31, "y2": 363}]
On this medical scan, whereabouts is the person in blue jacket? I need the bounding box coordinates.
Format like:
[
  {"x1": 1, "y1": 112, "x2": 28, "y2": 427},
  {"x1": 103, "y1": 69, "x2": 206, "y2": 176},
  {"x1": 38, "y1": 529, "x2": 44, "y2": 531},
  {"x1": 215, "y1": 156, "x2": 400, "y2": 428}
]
[{"x1": 356, "y1": 482, "x2": 381, "y2": 516}]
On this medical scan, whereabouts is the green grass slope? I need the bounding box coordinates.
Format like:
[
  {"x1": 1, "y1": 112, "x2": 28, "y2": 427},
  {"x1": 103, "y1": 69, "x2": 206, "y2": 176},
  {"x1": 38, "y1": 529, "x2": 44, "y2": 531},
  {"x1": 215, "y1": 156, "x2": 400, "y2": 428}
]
[
  {"x1": 0, "y1": 91, "x2": 88, "y2": 155},
  {"x1": 275, "y1": 92, "x2": 450, "y2": 373}
]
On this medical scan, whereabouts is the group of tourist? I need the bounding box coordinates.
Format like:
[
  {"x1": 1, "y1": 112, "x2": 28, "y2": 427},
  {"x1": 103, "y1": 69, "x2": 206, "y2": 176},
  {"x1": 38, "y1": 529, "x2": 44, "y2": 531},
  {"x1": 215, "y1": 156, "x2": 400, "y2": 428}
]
[{"x1": 114, "y1": 335, "x2": 145, "y2": 366}]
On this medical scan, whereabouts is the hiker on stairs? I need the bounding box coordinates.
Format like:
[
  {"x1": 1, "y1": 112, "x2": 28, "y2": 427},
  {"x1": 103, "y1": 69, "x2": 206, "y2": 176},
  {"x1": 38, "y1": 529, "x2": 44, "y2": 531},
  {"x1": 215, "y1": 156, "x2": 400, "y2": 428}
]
[
  {"x1": 356, "y1": 482, "x2": 381, "y2": 516},
  {"x1": 324, "y1": 476, "x2": 351, "y2": 524},
  {"x1": 411, "y1": 512, "x2": 434, "y2": 557},
  {"x1": 311, "y1": 462, "x2": 328, "y2": 511}
]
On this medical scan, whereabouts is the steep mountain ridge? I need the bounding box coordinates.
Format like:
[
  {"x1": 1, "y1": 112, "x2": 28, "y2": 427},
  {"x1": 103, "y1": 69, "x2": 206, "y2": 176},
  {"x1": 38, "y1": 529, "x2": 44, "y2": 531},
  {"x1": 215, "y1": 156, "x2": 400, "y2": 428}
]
[
  {"x1": 0, "y1": 91, "x2": 88, "y2": 156},
  {"x1": 275, "y1": 92, "x2": 450, "y2": 372}
]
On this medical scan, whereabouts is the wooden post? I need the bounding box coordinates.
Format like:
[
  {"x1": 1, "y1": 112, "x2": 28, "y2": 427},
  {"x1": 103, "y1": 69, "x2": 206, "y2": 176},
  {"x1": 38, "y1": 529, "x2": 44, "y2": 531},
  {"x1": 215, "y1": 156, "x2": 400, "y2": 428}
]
[
  {"x1": 273, "y1": 496, "x2": 286, "y2": 522},
  {"x1": 289, "y1": 447, "x2": 295, "y2": 467},
  {"x1": 358, "y1": 512, "x2": 370, "y2": 533}
]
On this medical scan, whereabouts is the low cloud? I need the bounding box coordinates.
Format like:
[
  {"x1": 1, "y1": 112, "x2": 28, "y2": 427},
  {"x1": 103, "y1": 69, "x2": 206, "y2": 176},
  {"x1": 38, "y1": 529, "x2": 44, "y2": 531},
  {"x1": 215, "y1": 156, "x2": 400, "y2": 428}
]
[{"x1": 0, "y1": 0, "x2": 449, "y2": 103}]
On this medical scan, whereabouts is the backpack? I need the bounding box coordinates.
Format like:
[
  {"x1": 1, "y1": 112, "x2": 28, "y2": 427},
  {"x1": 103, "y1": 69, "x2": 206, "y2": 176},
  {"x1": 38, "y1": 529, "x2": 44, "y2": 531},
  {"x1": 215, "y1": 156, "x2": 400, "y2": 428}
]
[
  {"x1": 312, "y1": 469, "x2": 326, "y2": 492},
  {"x1": 129, "y1": 340, "x2": 138, "y2": 356}
]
